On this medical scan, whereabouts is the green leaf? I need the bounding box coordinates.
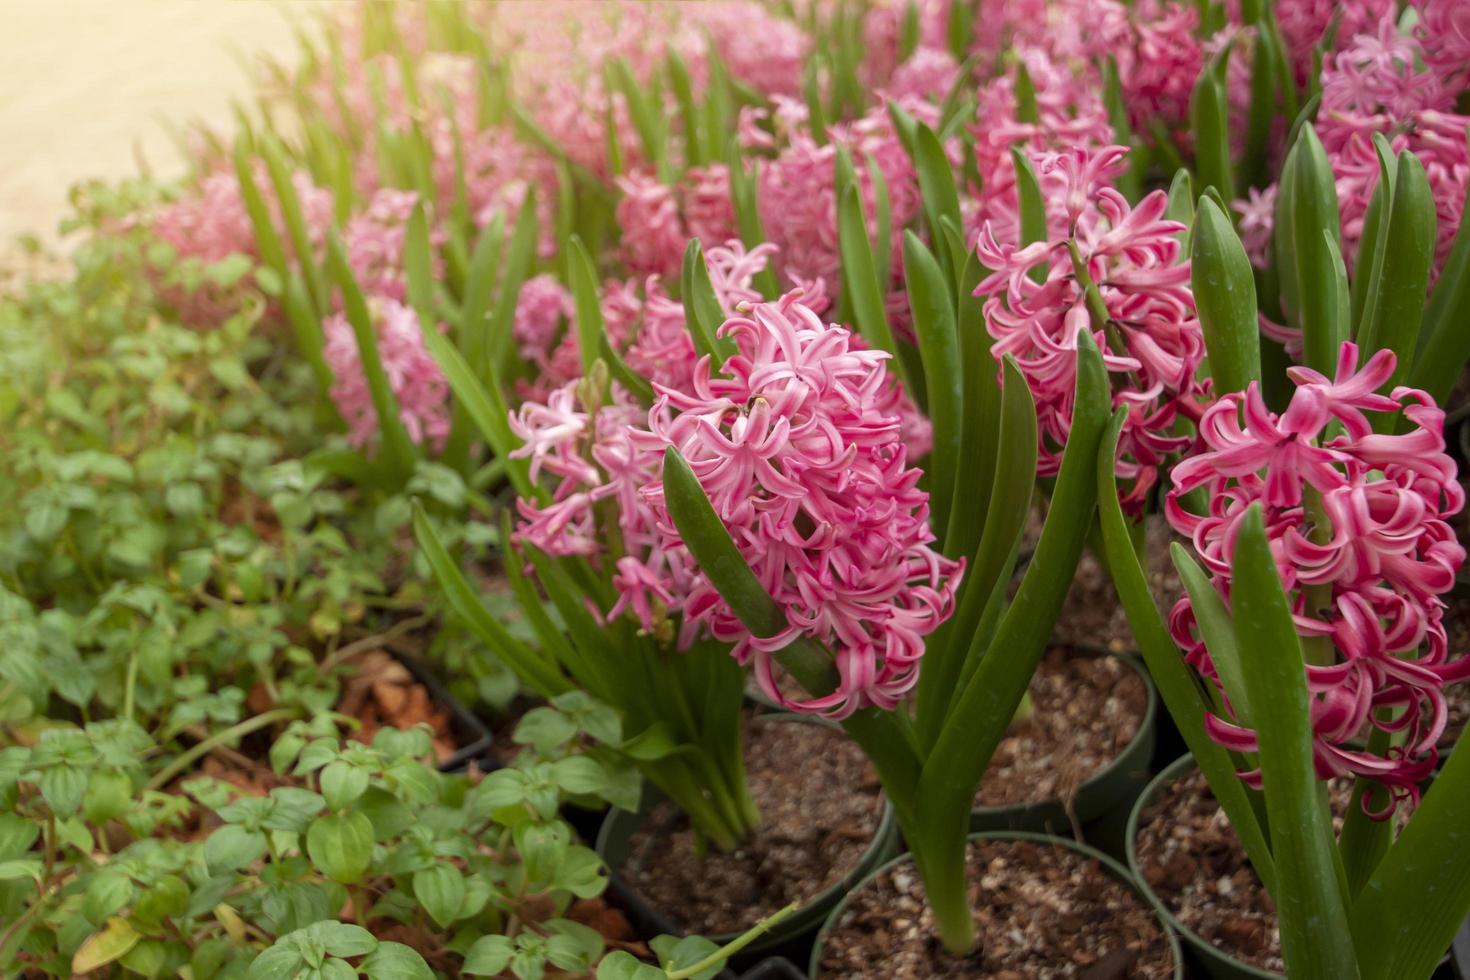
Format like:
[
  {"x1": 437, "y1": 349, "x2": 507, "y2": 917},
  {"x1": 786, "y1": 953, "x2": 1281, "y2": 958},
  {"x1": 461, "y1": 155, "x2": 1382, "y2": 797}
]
[
  {"x1": 417, "y1": 327, "x2": 534, "y2": 499},
  {"x1": 1010, "y1": 147, "x2": 1048, "y2": 256},
  {"x1": 0, "y1": 859, "x2": 42, "y2": 883},
  {"x1": 459, "y1": 210, "x2": 506, "y2": 366},
  {"x1": 83, "y1": 869, "x2": 134, "y2": 924},
  {"x1": 1096, "y1": 413, "x2": 1275, "y2": 892},
  {"x1": 903, "y1": 231, "x2": 961, "y2": 540},
  {"x1": 305, "y1": 812, "x2": 375, "y2": 884},
  {"x1": 1285, "y1": 125, "x2": 1346, "y2": 375},
  {"x1": 40, "y1": 765, "x2": 86, "y2": 817},
  {"x1": 326, "y1": 230, "x2": 417, "y2": 481},
  {"x1": 1171, "y1": 547, "x2": 1253, "y2": 728},
  {"x1": 680, "y1": 240, "x2": 731, "y2": 367},
  {"x1": 1355, "y1": 149, "x2": 1436, "y2": 395},
  {"x1": 404, "y1": 201, "x2": 436, "y2": 333},
  {"x1": 72, "y1": 918, "x2": 141, "y2": 975},
  {"x1": 911, "y1": 125, "x2": 963, "y2": 277},
  {"x1": 205, "y1": 824, "x2": 268, "y2": 873},
  {"x1": 1349, "y1": 735, "x2": 1470, "y2": 980},
  {"x1": 551, "y1": 756, "x2": 606, "y2": 795},
  {"x1": 619, "y1": 722, "x2": 684, "y2": 761},
  {"x1": 596, "y1": 950, "x2": 666, "y2": 980},
  {"x1": 1192, "y1": 196, "x2": 1261, "y2": 394},
  {"x1": 568, "y1": 236, "x2": 608, "y2": 379},
  {"x1": 413, "y1": 864, "x2": 467, "y2": 929},
  {"x1": 485, "y1": 189, "x2": 539, "y2": 376},
  {"x1": 914, "y1": 330, "x2": 1112, "y2": 950},
  {"x1": 247, "y1": 944, "x2": 304, "y2": 980},
  {"x1": 1190, "y1": 62, "x2": 1235, "y2": 205},
  {"x1": 463, "y1": 935, "x2": 514, "y2": 976},
  {"x1": 319, "y1": 760, "x2": 370, "y2": 811},
  {"x1": 361, "y1": 942, "x2": 434, "y2": 980},
  {"x1": 515, "y1": 706, "x2": 579, "y2": 755},
  {"x1": 662, "y1": 449, "x2": 786, "y2": 640},
  {"x1": 1230, "y1": 506, "x2": 1358, "y2": 979},
  {"x1": 838, "y1": 184, "x2": 901, "y2": 368}
]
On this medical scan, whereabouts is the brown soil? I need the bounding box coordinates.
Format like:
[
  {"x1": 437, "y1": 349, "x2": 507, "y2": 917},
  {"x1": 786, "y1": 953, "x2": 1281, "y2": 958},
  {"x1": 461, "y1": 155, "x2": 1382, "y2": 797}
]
[
  {"x1": 976, "y1": 650, "x2": 1148, "y2": 809},
  {"x1": 619, "y1": 715, "x2": 884, "y2": 937},
  {"x1": 1134, "y1": 768, "x2": 1414, "y2": 974},
  {"x1": 1133, "y1": 768, "x2": 1281, "y2": 973},
  {"x1": 1053, "y1": 518, "x2": 1182, "y2": 654},
  {"x1": 818, "y1": 837, "x2": 1175, "y2": 979}
]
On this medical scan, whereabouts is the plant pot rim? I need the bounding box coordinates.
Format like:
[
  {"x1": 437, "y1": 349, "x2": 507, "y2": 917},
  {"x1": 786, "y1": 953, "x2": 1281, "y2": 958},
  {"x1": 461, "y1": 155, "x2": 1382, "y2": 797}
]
[
  {"x1": 810, "y1": 829, "x2": 1185, "y2": 979},
  {"x1": 970, "y1": 647, "x2": 1158, "y2": 822},
  {"x1": 1125, "y1": 753, "x2": 1281, "y2": 979},
  {"x1": 597, "y1": 711, "x2": 898, "y2": 948},
  {"x1": 392, "y1": 651, "x2": 495, "y2": 774}
]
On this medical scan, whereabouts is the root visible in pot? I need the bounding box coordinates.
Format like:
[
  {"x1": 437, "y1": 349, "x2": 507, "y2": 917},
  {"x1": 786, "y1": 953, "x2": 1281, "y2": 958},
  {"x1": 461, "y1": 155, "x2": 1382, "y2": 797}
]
[
  {"x1": 621, "y1": 714, "x2": 884, "y2": 936},
  {"x1": 819, "y1": 837, "x2": 1174, "y2": 979}
]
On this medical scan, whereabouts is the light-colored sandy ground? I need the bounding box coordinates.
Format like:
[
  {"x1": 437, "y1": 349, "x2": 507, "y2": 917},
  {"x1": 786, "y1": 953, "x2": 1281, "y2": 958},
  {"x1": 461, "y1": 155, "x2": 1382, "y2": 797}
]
[{"x1": 0, "y1": 1, "x2": 313, "y2": 251}]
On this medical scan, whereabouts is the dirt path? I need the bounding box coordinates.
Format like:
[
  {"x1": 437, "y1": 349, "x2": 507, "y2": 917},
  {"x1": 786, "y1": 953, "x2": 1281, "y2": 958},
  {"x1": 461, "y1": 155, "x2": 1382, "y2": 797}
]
[{"x1": 0, "y1": 1, "x2": 312, "y2": 251}]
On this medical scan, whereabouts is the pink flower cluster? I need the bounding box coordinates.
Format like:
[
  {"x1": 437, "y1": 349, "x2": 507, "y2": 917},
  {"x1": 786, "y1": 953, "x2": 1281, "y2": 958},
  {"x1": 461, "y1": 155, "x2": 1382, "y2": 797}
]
[
  {"x1": 614, "y1": 169, "x2": 739, "y2": 279},
  {"x1": 506, "y1": 285, "x2": 954, "y2": 719},
  {"x1": 976, "y1": 145, "x2": 1208, "y2": 509},
  {"x1": 1241, "y1": 10, "x2": 1470, "y2": 287},
  {"x1": 323, "y1": 298, "x2": 451, "y2": 453},
  {"x1": 637, "y1": 292, "x2": 962, "y2": 717},
  {"x1": 1167, "y1": 343, "x2": 1468, "y2": 811},
  {"x1": 149, "y1": 167, "x2": 333, "y2": 325}
]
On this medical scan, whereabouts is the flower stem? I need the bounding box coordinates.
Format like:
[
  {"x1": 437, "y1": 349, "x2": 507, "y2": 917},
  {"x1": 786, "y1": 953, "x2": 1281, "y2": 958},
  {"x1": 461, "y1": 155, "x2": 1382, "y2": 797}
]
[
  {"x1": 664, "y1": 901, "x2": 800, "y2": 979},
  {"x1": 145, "y1": 708, "x2": 298, "y2": 791}
]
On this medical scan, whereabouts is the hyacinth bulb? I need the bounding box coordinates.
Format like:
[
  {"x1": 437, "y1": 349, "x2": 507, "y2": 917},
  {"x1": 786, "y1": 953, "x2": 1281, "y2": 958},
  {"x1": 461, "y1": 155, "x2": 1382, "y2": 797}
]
[{"x1": 1166, "y1": 342, "x2": 1468, "y2": 814}]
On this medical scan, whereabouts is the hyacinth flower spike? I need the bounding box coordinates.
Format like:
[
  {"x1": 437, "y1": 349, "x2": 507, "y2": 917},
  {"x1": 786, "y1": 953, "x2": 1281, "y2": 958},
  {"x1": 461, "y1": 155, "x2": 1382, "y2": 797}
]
[{"x1": 1099, "y1": 195, "x2": 1470, "y2": 980}]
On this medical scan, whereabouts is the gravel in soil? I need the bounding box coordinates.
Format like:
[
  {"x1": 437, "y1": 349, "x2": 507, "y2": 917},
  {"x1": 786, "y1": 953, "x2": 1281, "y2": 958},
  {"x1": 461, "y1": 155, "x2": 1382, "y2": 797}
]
[
  {"x1": 977, "y1": 649, "x2": 1148, "y2": 810},
  {"x1": 818, "y1": 837, "x2": 1175, "y2": 979},
  {"x1": 1053, "y1": 519, "x2": 1182, "y2": 654},
  {"x1": 620, "y1": 715, "x2": 884, "y2": 937},
  {"x1": 1134, "y1": 768, "x2": 1413, "y2": 974}
]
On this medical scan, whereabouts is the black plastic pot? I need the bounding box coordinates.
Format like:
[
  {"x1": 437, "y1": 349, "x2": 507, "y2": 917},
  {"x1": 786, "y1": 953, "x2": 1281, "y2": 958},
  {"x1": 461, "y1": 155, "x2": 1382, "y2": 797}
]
[
  {"x1": 969, "y1": 651, "x2": 1158, "y2": 860},
  {"x1": 738, "y1": 957, "x2": 807, "y2": 979},
  {"x1": 1127, "y1": 755, "x2": 1278, "y2": 979},
  {"x1": 393, "y1": 653, "x2": 495, "y2": 774},
  {"x1": 809, "y1": 830, "x2": 1184, "y2": 978},
  {"x1": 596, "y1": 714, "x2": 898, "y2": 970}
]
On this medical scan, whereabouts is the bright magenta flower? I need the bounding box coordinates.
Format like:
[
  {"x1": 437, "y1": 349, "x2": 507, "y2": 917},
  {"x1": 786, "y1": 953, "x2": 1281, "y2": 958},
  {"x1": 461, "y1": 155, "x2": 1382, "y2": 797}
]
[
  {"x1": 1167, "y1": 343, "x2": 1469, "y2": 812},
  {"x1": 636, "y1": 292, "x2": 962, "y2": 718},
  {"x1": 976, "y1": 145, "x2": 1208, "y2": 510},
  {"x1": 323, "y1": 298, "x2": 451, "y2": 453}
]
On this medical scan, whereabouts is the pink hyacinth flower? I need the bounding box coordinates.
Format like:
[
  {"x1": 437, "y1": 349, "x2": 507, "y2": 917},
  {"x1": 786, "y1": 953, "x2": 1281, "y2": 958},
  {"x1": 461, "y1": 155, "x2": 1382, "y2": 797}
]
[{"x1": 1167, "y1": 342, "x2": 1468, "y2": 814}]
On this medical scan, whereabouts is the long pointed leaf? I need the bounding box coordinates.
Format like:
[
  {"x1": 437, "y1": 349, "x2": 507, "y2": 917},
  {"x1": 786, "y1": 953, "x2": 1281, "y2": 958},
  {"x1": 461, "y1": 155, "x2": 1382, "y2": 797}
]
[
  {"x1": 1192, "y1": 196, "x2": 1261, "y2": 394},
  {"x1": 1231, "y1": 506, "x2": 1358, "y2": 979},
  {"x1": 412, "y1": 504, "x2": 568, "y2": 698},
  {"x1": 1096, "y1": 413, "x2": 1275, "y2": 893},
  {"x1": 903, "y1": 232, "x2": 962, "y2": 539}
]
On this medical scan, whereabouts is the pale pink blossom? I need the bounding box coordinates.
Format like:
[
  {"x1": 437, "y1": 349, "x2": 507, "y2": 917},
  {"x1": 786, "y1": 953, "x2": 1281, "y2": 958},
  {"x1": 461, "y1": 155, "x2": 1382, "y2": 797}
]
[
  {"x1": 323, "y1": 299, "x2": 451, "y2": 453},
  {"x1": 616, "y1": 171, "x2": 687, "y2": 279}
]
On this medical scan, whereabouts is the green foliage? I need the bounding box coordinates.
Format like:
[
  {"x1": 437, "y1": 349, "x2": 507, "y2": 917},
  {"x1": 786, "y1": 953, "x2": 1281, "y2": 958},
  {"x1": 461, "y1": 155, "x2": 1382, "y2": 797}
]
[{"x1": 0, "y1": 712, "x2": 630, "y2": 978}]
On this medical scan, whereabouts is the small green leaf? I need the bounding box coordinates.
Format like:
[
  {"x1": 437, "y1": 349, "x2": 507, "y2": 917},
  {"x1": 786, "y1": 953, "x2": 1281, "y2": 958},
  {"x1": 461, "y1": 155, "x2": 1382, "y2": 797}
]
[
  {"x1": 413, "y1": 864, "x2": 467, "y2": 929},
  {"x1": 205, "y1": 824, "x2": 268, "y2": 873},
  {"x1": 463, "y1": 935, "x2": 514, "y2": 976},
  {"x1": 596, "y1": 950, "x2": 666, "y2": 980},
  {"x1": 361, "y1": 941, "x2": 434, "y2": 980},
  {"x1": 306, "y1": 812, "x2": 375, "y2": 884},
  {"x1": 319, "y1": 760, "x2": 370, "y2": 811},
  {"x1": 514, "y1": 707, "x2": 579, "y2": 755}
]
